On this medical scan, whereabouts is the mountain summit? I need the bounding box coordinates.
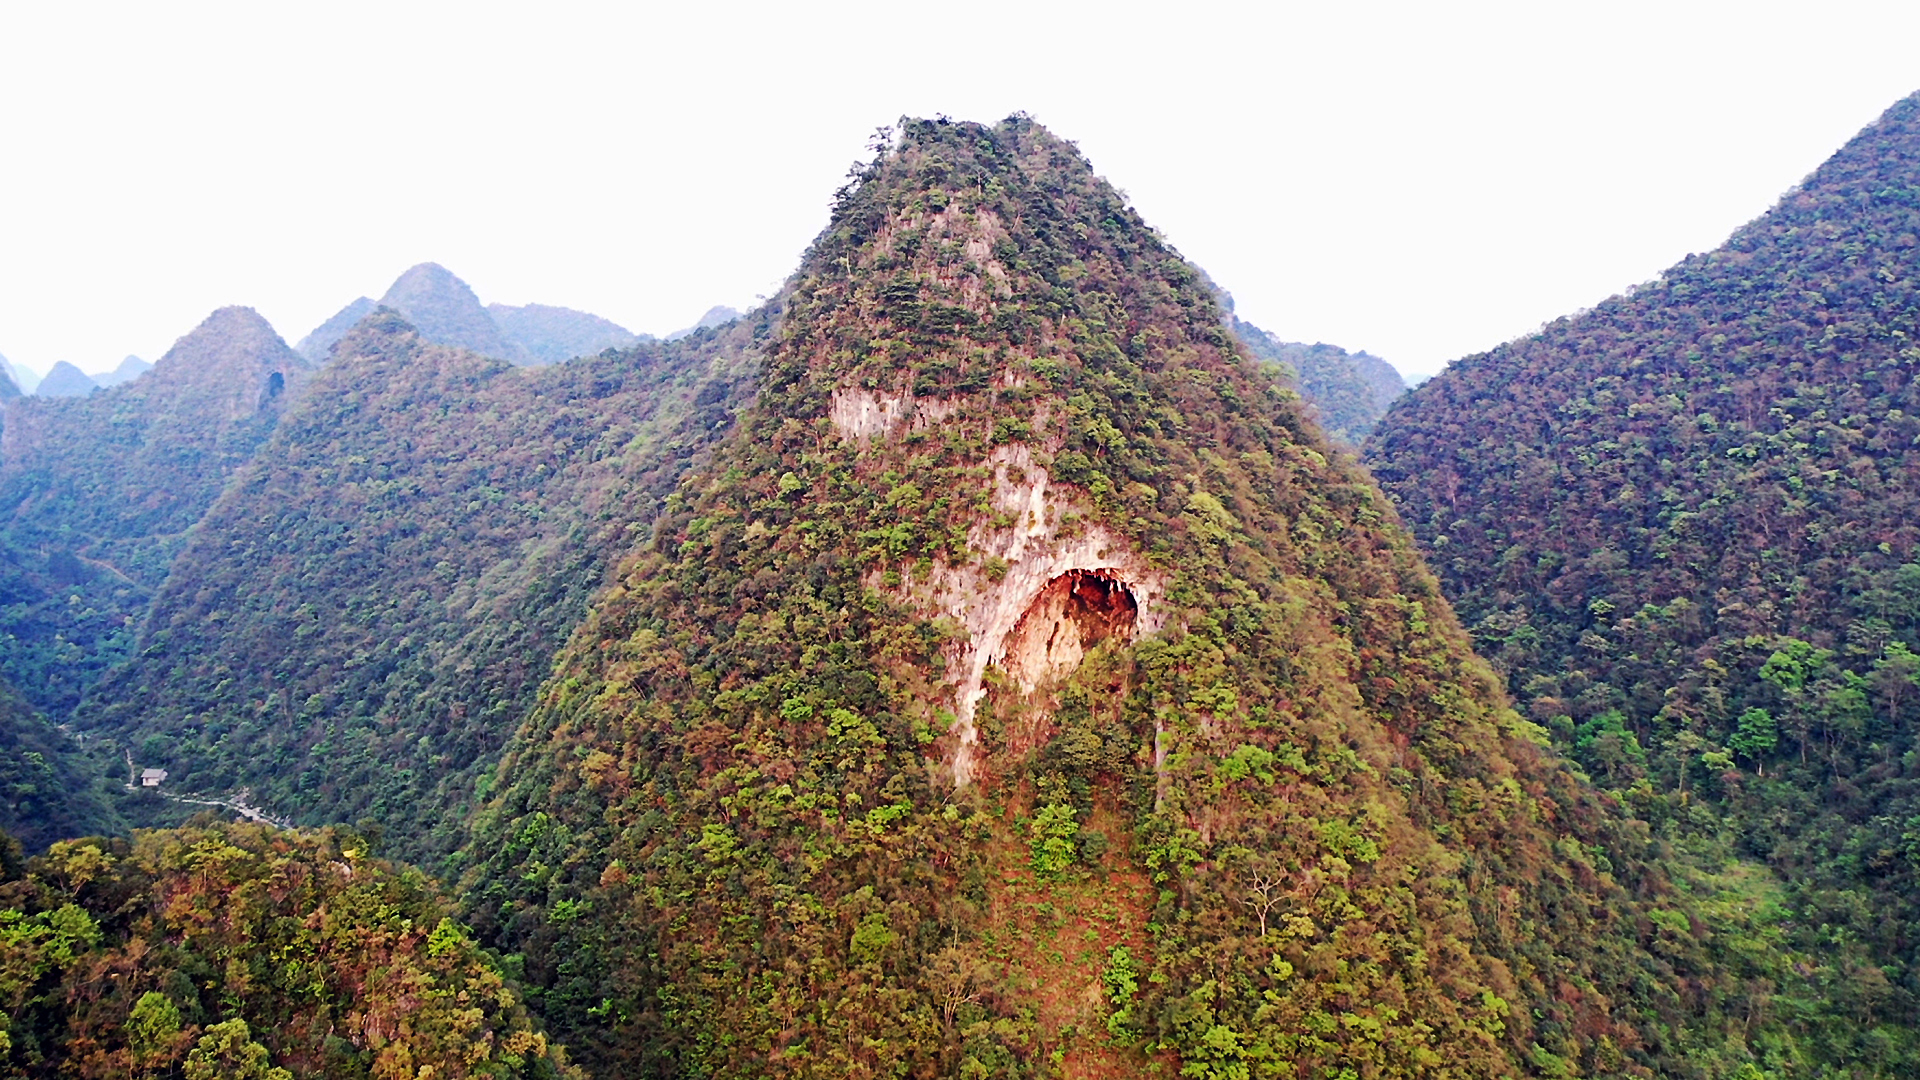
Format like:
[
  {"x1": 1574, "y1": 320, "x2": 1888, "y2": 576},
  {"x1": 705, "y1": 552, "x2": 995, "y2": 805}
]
[
  {"x1": 463, "y1": 116, "x2": 1731, "y2": 1078},
  {"x1": 299, "y1": 266, "x2": 642, "y2": 366},
  {"x1": 35, "y1": 361, "x2": 96, "y2": 398},
  {"x1": 377, "y1": 262, "x2": 524, "y2": 361}
]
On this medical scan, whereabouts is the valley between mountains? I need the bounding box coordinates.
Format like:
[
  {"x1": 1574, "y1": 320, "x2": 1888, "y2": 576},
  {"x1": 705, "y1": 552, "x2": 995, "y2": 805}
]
[{"x1": 5, "y1": 100, "x2": 1920, "y2": 1078}]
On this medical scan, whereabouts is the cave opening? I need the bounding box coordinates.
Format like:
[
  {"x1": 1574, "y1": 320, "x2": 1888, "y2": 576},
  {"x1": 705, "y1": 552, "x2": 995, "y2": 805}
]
[{"x1": 997, "y1": 569, "x2": 1139, "y2": 693}]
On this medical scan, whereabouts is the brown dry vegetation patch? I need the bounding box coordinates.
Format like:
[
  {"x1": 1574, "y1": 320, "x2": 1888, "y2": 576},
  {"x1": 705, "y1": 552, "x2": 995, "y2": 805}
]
[{"x1": 975, "y1": 786, "x2": 1172, "y2": 1079}]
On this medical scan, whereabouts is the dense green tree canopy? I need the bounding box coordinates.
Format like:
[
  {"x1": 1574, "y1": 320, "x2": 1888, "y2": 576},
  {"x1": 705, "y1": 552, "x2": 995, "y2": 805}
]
[
  {"x1": 0, "y1": 821, "x2": 577, "y2": 1078},
  {"x1": 1368, "y1": 91, "x2": 1920, "y2": 1072}
]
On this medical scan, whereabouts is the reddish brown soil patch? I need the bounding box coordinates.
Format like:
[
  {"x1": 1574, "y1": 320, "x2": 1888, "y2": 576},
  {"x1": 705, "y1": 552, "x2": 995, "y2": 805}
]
[{"x1": 977, "y1": 793, "x2": 1172, "y2": 1079}]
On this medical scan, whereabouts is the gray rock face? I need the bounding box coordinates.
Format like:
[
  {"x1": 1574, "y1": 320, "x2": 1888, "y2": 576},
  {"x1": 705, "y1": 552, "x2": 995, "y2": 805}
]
[{"x1": 36, "y1": 362, "x2": 97, "y2": 398}]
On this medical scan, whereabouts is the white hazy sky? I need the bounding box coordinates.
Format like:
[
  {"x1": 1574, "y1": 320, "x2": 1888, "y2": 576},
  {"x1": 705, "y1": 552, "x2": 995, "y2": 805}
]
[{"x1": 2, "y1": 2, "x2": 1918, "y2": 380}]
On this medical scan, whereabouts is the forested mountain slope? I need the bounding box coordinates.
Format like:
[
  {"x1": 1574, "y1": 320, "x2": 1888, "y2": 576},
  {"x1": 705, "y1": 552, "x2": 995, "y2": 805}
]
[
  {"x1": 464, "y1": 116, "x2": 1755, "y2": 1079},
  {"x1": 1233, "y1": 316, "x2": 1406, "y2": 444},
  {"x1": 1367, "y1": 90, "x2": 1920, "y2": 1070},
  {"x1": 0, "y1": 821, "x2": 577, "y2": 1078},
  {"x1": 84, "y1": 311, "x2": 765, "y2": 863},
  {"x1": 0, "y1": 307, "x2": 308, "y2": 718},
  {"x1": 0, "y1": 684, "x2": 118, "y2": 850}
]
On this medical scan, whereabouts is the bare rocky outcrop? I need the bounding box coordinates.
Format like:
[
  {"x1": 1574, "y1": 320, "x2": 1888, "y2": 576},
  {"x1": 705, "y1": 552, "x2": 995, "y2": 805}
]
[{"x1": 844, "y1": 418, "x2": 1167, "y2": 785}]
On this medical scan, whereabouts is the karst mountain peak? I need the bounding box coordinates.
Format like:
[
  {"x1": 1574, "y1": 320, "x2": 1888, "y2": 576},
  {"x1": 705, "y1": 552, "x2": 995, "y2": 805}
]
[
  {"x1": 455, "y1": 113, "x2": 1732, "y2": 1078},
  {"x1": 13, "y1": 94, "x2": 1920, "y2": 1078}
]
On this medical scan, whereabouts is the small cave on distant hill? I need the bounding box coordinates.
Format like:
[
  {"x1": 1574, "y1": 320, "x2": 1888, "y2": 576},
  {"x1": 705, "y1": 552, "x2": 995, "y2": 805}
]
[{"x1": 997, "y1": 569, "x2": 1138, "y2": 693}]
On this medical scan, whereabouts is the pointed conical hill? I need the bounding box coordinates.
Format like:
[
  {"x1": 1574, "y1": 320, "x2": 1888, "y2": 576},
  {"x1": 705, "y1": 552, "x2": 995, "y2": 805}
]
[
  {"x1": 34, "y1": 361, "x2": 95, "y2": 397},
  {"x1": 379, "y1": 263, "x2": 526, "y2": 363},
  {"x1": 1366, "y1": 91, "x2": 1920, "y2": 1067},
  {"x1": 0, "y1": 307, "x2": 309, "y2": 717},
  {"x1": 466, "y1": 116, "x2": 1737, "y2": 1078},
  {"x1": 83, "y1": 310, "x2": 762, "y2": 861}
]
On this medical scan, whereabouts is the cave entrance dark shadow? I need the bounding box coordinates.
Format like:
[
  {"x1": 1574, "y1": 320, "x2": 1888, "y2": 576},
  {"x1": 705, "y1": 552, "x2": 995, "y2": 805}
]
[{"x1": 997, "y1": 569, "x2": 1138, "y2": 693}]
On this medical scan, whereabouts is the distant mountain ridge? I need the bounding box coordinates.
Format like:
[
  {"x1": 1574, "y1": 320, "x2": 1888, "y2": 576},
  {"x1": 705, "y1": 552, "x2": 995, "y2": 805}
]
[
  {"x1": 488, "y1": 301, "x2": 648, "y2": 363},
  {"x1": 36, "y1": 361, "x2": 96, "y2": 397},
  {"x1": 95, "y1": 354, "x2": 152, "y2": 387},
  {"x1": 299, "y1": 264, "x2": 646, "y2": 366},
  {"x1": 294, "y1": 296, "x2": 377, "y2": 362},
  {"x1": 1, "y1": 357, "x2": 35, "y2": 395},
  {"x1": 378, "y1": 263, "x2": 523, "y2": 361},
  {"x1": 1232, "y1": 319, "x2": 1405, "y2": 443},
  {"x1": 664, "y1": 304, "x2": 740, "y2": 340}
]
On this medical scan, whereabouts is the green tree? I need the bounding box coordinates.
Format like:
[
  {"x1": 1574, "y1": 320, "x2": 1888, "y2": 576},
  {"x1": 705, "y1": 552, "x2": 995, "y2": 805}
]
[
  {"x1": 1728, "y1": 708, "x2": 1778, "y2": 773},
  {"x1": 184, "y1": 1019, "x2": 290, "y2": 1080},
  {"x1": 127, "y1": 990, "x2": 184, "y2": 1068}
]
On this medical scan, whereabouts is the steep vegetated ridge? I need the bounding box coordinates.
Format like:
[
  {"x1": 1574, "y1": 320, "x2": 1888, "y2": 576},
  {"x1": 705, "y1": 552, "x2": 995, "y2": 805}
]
[
  {"x1": 1367, "y1": 91, "x2": 1920, "y2": 1070},
  {"x1": 466, "y1": 117, "x2": 1749, "y2": 1078},
  {"x1": 85, "y1": 312, "x2": 764, "y2": 863},
  {"x1": 0, "y1": 821, "x2": 578, "y2": 1078},
  {"x1": 0, "y1": 307, "x2": 308, "y2": 719},
  {"x1": 1237, "y1": 326, "x2": 1406, "y2": 446}
]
